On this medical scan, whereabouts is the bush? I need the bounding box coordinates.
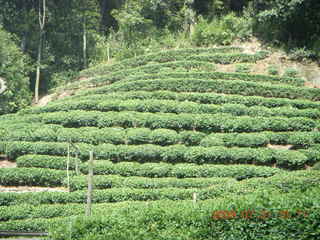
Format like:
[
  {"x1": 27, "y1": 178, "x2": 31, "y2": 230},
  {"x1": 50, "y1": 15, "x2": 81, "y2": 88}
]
[
  {"x1": 16, "y1": 154, "x2": 80, "y2": 170},
  {"x1": 66, "y1": 175, "x2": 236, "y2": 191},
  {"x1": 49, "y1": 186, "x2": 320, "y2": 240},
  {"x1": 87, "y1": 78, "x2": 320, "y2": 101},
  {"x1": 0, "y1": 27, "x2": 32, "y2": 114},
  {"x1": 312, "y1": 162, "x2": 320, "y2": 170},
  {"x1": 267, "y1": 65, "x2": 279, "y2": 76},
  {"x1": 235, "y1": 64, "x2": 252, "y2": 73},
  {"x1": 80, "y1": 161, "x2": 283, "y2": 179},
  {"x1": 283, "y1": 68, "x2": 299, "y2": 78},
  {"x1": 0, "y1": 171, "x2": 317, "y2": 207},
  {"x1": 1, "y1": 141, "x2": 312, "y2": 169},
  {"x1": 192, "y1": 14, "x2": 252, "y2": 46},
  {"x1": 47, "y1": 90, "x2": 320, "y2": 111},
  {"x1": 0, "y1": 168, "x2": 70, "y2": 187}
]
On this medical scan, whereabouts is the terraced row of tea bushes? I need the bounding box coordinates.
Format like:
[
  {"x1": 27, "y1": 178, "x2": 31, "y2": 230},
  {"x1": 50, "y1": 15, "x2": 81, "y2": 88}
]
[
  {"x1": 65, "y1": 175, "x2": 236, "y2": 191},
  {"x1": 4, "y1": 123, "x2": 320, "y2": 148},
  {"x1": 23, "y1": 99, "x2": 320, "y2": 119},
  {"x1": 0, "y1": 171, "x2": 318, "y2": 206},
  {"x1": 1, "y1": 186, "x2": 319, "y2": 238},
  {"x1": 201, "y1": 131, "x2": 320, "y2": 148},
  {"x1": 80, "y1": 47, "x2": 241, "y2": 77},
  {"x1": 186, "y1": 51, "x2": 270, "y2": 64},
  {"x1": 124, "y1": 71, "x2": 305, "y2": 86},
  {"x1": 82, "y1": 78, "x2": 320, "y2": 101},
  {"x1": 0, "y1": 201, "x2": 135, "y2": 222},
  {"x1": 84, "y1": 68, "x2": 304, "y2": 88},
  {"x1": 17, "y1": 155, "x2": 80, "y2": 170},
  {"x1": 16, "y1": 155, "x2": 284, "y2": 179},
  {"x1": 50, "y1": 186, "x2": 320, "y2": 240},
  {"x1": 21, "y1": 111, "x2": 316, "y2": 132},
  {"x1": 0, "y1": 168, "x2": 71, "y2": 187},
  {"x1": 1, "y1": 141, "x2": 312, "y2": 168},
  {"x1": 50, "y1": 90, "x2": 320, "y2": 111}
]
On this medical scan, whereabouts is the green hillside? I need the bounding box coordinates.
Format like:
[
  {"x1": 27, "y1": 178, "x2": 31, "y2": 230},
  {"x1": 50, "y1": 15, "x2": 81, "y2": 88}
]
[{"x1": 0, "y1": 47, "x2": 320, "y2": 239}]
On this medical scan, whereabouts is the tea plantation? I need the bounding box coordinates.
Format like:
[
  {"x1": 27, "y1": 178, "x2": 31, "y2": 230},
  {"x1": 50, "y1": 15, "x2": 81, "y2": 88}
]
[{"x1": 0, "y1": 47, "x2": 319, "y2": 239}]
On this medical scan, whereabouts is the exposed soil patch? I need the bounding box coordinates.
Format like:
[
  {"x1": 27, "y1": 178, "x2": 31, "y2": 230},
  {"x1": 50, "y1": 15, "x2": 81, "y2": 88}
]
[
  {"x1": 0, "y1": 160, "x2": 16, "y2": 168},
  {"x1": 267, "y1": 144, "x2": 293, "y2": 150},
  {"x1": 0, "y1": 186, "x2": 68, "y2": 193}
]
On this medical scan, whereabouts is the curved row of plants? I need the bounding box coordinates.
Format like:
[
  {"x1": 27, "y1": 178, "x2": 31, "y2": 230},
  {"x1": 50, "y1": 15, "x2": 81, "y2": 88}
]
[
  {"x1": 48, "y1": 90, "x2": 320, "y2": 111},
  {"x1": 80, "y1": 78, "x2": 320, "y2": 101},
  {"x1": 16, "y1": 155, "x2": 284, "y2": 179},
  {"x1": 0, "y1": 186, "x2": 319, "y2": 238},
  {"x1": 22, "y1": 99, "x2": 320, "y2": 120},
  {"x1": 3, "y1": 125, "x2": 320, "y2": 148},
  {"x1": 15, "y1": 111, "x2": 316, "y2": 132},
  {"x1": 80, "y1": 47, "x2": 242, "y2": 77},
  {"x1": 1, "y1": 141, "x2": 314, "y2": 169},
  {"x1": 0, "y1": 171, "x2": 318, "y2": 207},
  {"x1": 65, "y1": 175, "x2": 235, "y2": 191},
  {"x1": 0, "y1": 168, "x2": 71, "y2": 187}
]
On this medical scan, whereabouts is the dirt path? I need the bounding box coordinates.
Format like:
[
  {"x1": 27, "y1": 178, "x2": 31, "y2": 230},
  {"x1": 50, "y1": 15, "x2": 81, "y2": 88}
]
[{"x1": 0, "y1": 186, "x2": 68, "y2": 193}]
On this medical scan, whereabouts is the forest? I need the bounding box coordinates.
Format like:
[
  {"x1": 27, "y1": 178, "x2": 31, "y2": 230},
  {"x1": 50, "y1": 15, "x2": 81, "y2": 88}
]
[{"x1": 0, "y1": 0, "x2": 319, "y2": 114}]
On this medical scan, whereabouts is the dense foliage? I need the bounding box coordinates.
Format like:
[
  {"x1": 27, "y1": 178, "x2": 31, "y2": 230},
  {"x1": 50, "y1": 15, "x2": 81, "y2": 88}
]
[{"x1": 0, "y1": 27, "x2": 32, "y2": 114}]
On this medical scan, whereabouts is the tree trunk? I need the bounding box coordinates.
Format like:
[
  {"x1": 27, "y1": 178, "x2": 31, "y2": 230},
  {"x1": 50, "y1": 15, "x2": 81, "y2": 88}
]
[
  {"x1": 83, "y1": 21, "x2": 87, "y2": 69},
  {"x1": 34, "y1": 0, "x2": 46, "y2": 104},
  {"x1": 35, "y1": 30, "x2": 43, "y2": 103}
]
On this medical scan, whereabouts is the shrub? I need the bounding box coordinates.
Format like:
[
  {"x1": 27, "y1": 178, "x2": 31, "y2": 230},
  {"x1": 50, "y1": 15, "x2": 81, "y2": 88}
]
[
  {"x1": 0, "y1": 27, "x2": 32, "y2": 114},
  {"x1": 65, "y1": 175, "x2": 236, "y2": 191},
  {"x1": 235, "y1": 64, "x2": 252, "y2": 73},
  {"x1": 267, "y1": 65, "x2": 279, "y2": 76},
  {"x1": 16, "y1": 154, "x2": 80, "y2": 170},
  {"x1": 80, "y1": 161, "x2": 283, "y2": 179},
  {"x1": 0, "y1": 168, "x2": 70, "y2": 187},
  {"x1": 283, "y1": 68, "x2": 299, "y2": 78}
]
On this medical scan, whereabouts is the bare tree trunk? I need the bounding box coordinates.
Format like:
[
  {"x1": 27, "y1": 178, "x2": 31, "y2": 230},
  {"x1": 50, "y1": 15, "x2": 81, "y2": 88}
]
[
  {"x1": 34, "y1": 0, "x2": 46, "y2": 103},
  {"x1": 86, "y1": 151, "x2": 94, "y2": 217},
  {"x1": 35, "y1": 31, "x2": 43, "y2": 103},
  {"x1": 83, "y1": 21, "x2": 87, "y2": 69}
]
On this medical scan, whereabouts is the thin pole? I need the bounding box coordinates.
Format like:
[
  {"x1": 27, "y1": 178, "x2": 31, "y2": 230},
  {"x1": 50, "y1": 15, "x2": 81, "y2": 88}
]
[
  {"x1": 86, "y1": 151, "x2": 94, "y2": 216},
  {"x1": 67, "y1": 144, "x2": 70, "y2": 192}
]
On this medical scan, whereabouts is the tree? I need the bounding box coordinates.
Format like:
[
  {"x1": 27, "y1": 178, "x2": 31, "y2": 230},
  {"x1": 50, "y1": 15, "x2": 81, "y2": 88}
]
[
  {"x1": 0, "y1": 27, "x2": 32, "y2": 114},
  {"x1": 34, "y1": 0, "x2": 46, "y2": 103}
]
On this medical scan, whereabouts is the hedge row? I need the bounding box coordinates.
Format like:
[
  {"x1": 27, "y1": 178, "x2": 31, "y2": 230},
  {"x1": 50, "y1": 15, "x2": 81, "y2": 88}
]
[
  {"x1": 16, "y1": 155, "x2": 80, "y2": 170},
  {"x1": 186, "y1": 51, "x2": 270, "y2": 64},
  {"x1": 5, "y1": 122, "x2": 320, "y2": 148},
  {"x1": 21, "y1": 110, "x2": 316, "y2": 132},
  {"x1": 82, "y1": 78, "x2": 320, "y2": 101},
  {"x1": 50, "y1": 186, "x2": 320, "y2": 240},
  {"x1": 0, "y1": 201, "x2": 132, "y2": 222},
  {"x1": 80, "y1": 47, "x2": 241, "y2": 77},
  {"x1": 17, "y1": 155, "x2": 284, "y2": 178},
  {"x1": 23, "y1": 98, "x2": 320, "y2": 119},
  {"x1": 124, "y1": 71, "x2": 304, "y2": 86},
  {"x1": 65, "y1": 175, "x2": 236, "y2": 191},
  {"x1": 81, "y1": 161, "x2": 284, "y2": 179},
  {"x1": 49, "y1": 90, "x2": 320, "y2": 111},
  {"x1": 82, "y1": 68, "x2": 303, "y2": 89},
  {"x1": 6, "y1": 127, "x2": 206, "y2": 146},
  {"x1": 0, "y1": 186, "x2": 319, "y2": 239},
  {"x1": 0, "y1": 168, "x2": 71, "y2": 187},
  {"x1": 1, "y1": 141, "x2": 312, "y2": 169},
  {"x1": 0, "y1": 185, "x2": 319, "y2": 239},
  {"x1": 201, "y1": 131, "x2": 320, "y2": 148},
  {"x1": 0, "y1": 171, "x2": 318, "y2": 206}
]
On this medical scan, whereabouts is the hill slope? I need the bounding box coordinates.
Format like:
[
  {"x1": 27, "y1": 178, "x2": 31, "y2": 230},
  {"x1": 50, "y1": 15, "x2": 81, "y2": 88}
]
[{"x1": 0, "y1": 46, "x2": 319, "y2": 239}]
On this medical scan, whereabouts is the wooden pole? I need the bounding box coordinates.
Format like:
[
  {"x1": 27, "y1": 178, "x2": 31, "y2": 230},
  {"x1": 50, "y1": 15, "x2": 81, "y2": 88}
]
[
  {"x1": 67, "y1": 144, "x2": 70, "y2": 192},
  {"x1": 193, "y1": 192, "x2": 197, "y2": 204},
  {"x1": 86, "y1": 151, "x2": 94, "y2": 216},
  {"x1": 75, "y1": 152, "x2": 80, "y2": 175}
]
